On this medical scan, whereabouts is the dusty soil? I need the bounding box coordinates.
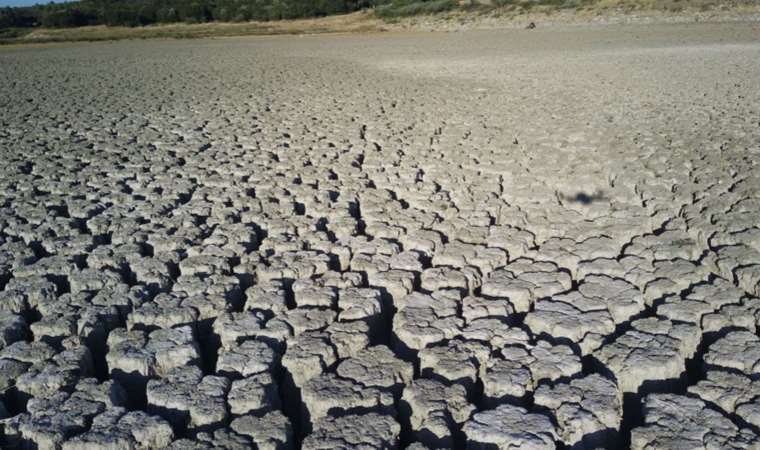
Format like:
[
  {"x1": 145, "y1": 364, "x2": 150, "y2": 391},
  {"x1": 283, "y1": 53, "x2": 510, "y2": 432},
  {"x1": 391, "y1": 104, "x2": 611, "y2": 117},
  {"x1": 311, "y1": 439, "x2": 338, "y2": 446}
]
[
  {"x1": 1, "y1": 22, "x2": 759, "y2": 449},
  {"x1": 0, "y1": 11, "x2": 386, "y2": 45},
  {"x1": 3, "y1": 6, "x2": 759, "y2": 46}
]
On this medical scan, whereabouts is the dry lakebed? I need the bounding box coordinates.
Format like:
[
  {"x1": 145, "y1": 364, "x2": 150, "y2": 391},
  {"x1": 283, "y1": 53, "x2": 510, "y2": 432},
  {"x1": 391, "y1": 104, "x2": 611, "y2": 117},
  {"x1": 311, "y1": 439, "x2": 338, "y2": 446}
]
[{"x1": 1, "y1": 21, "x2": 760, "y2": 449}]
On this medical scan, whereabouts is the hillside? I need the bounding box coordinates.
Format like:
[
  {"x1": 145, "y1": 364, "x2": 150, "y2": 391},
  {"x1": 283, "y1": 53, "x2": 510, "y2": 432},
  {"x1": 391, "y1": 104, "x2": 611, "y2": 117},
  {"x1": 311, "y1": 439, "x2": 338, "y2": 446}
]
[{"x1": 1, "y1": 0, "x2": 759, "y2": 45}]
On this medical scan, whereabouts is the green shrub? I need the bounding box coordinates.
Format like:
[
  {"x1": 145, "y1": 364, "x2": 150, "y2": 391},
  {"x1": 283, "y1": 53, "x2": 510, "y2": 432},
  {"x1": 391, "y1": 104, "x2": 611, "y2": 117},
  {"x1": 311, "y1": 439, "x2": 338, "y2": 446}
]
[
  {"x1": 0, "y1": 27, "x2": 32, "y2": 38},
  {"x1": 376, "y1": 0, "x2": 458, "y2": 18}
]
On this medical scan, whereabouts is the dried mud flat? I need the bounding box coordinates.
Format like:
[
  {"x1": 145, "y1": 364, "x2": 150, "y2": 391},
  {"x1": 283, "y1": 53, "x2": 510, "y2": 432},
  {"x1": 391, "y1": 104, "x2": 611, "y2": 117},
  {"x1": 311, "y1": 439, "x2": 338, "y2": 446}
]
[{"x1": 1, "y1": 22, "x2": 760, "y2": 449}]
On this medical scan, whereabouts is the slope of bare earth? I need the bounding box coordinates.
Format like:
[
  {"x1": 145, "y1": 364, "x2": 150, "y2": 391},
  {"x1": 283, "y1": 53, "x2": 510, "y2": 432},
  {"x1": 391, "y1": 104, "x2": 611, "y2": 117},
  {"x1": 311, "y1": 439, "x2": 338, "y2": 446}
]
[
  {"x1": 0, "y1": 11, "x2": 387, "y2": 46},
  {"x1": 2, "y1": 4, "x2": 760, "y2": 46},
  {"x1": 1, "y1": 22, "x2": 759, "y2": 449},
  {"x1": 385, "y1": 3, "x2": 760, "y2": 31}
]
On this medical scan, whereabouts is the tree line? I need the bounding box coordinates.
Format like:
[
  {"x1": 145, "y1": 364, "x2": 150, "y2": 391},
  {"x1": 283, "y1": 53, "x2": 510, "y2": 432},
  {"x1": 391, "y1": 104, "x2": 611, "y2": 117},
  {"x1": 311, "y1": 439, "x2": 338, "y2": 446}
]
[{"x1": 0, "y1": 0, "x2": 395, "y2": 29}]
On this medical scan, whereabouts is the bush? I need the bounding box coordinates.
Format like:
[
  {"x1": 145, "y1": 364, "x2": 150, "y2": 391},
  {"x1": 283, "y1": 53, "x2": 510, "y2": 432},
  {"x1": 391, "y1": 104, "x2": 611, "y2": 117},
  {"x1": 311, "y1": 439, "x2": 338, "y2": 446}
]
[
  {"x1": 376, "y1": 0, "x2": 458, "y2": 17},
  {"x1": 0, "y1": 0, "x2": 369, "y2": 30},
  {"x1": 0, "y1": 27, "x2": 32, "y2": 39},
  {"x1": 41, "y1": 8, "x2": 94, "y2": 28}
]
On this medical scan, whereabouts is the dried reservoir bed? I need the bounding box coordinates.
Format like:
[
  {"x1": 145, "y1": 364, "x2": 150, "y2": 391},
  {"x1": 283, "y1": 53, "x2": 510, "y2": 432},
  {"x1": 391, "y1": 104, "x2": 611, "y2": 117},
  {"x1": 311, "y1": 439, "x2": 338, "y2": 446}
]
[{"x1": 1, "y1": 22, "x2": 760, "y2": 449}]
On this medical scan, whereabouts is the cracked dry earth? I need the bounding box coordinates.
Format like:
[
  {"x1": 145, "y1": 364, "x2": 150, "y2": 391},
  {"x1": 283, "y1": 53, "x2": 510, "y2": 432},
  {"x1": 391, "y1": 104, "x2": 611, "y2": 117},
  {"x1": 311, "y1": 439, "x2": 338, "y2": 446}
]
[{"x1": 1, "y1": 22, "x2": 760, "y2": 450}]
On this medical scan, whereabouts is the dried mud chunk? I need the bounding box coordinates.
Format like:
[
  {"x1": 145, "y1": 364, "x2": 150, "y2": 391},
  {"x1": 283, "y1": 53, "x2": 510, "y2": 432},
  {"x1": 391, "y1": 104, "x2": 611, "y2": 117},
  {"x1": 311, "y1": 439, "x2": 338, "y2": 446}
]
[
  {"x1": 127, "y1": 293, "x2": 200, "y2": 332},
  {"x1": 0, "y1": 277, "x2": 57, "y2": 314},
  {"x1": 711, "y1": 227, "x2": 760, "y2": 252},
  {"x1": 526, "y1": 296, "x2": 613, "y2": 355},
  {"x1": 351, "y1": 253, "x2": 391, "y2": 275},
  {"x1": 701, "y1": 298, "x2": 760, "y2": 335},
  {"x1": 389, "y1": 250, "x2": 424, "y2": 273},
  {"x1": 401, "y1": 229, "x2": 444, "y2": 257},
  {"x1": 86, "y1": 244, "x2": 142, "y2": 273},
  {"x1": 68, "y1": 268, "x2": 123, "y2": 295},
  {"x1": 6, "y1": 379, "x2": 129, "y2": 450},
  {"x1": 657, "y1": 288, "x2": 739, "y2": 326},
  {"x1": 128, "y1": 256, "x2": 173, "y2": 293},
  {"x1": 593, "y1": 317, "x2": 700, "y2": 394},
  {"x1": 179, "y1": 254, "x2": 231, "y2": 278},
  {"x1": 460, "y1": 318, "x2": 529, "y2": 350},
  {"x1": 335, "y1": 345, "x2": 413, "y2": 394},
  {"x1": 401, "y1": 378, "x2": 475, "y2": 448},
  {"x1": 62, "y1": 408, "x2": 174, "y2": 450},
  {"x1": 395, "y1": 290, "x2": 460, "y2": 316},
  {"x1": 147, "y1": 365, "x2": 230, "y2": 435},
  {"x1": 736, "y1": 265, "x2": 760, "y2": 297},
  {"x1": 172, "y1": 274, "x2": 242, "y2": 305},
  {"x1": 106, "y1": 326, "x2": 201, "y2": 399},
  {"x1": 576, "y1": 255, "x2": 651, "y2": 281},
  {"x1": 0, "y1": 240, "x2": 37, "y2": 275},
  {"x1": 392, "y1": 305, "x2": 463, "y2": 359},
  {"x1": 468, "y1": 247, "x2": 509, "y2": 277},
  {"x1": 528, "y1": 236, "x2": 617, "y2": 276},
  {"x1": 13, "y1": 255, "x2": 80, "y2": 282},
  {"x1": 463, "y1": 404, "x2": 558, "y2": 450},
  {"x1": 301, "y1": 372, "x2": 395, "y2": 428},
  {"x1": 16, "y1": 345, "x2": 94, "y2": 398},
  {"x1": 281, "y1": 331, "x2": 336, "y2": 388},
  {"x1": 418, "y1": 339, "x2": 489, "y2": 390},
  {"x1": 462, "y1": 295, "x2": 514, "y2": 324},
  {"x1": 280, "y1": 307, "x2": 336, "y2": 336},
  {"x1": 481, "y1": 259, "x2": 571, "y2": 313},
  {"x1": 292, "y1": 279, "x2": 337, "y2": 308},
  {"x1": 0, "y1": 340, "x2": 56, "y2": 366},
  {"x1": 657, "y1": 277, "x2": 745, "y2": 324},
  {"x1": 146, "y1": 326, "x2": 202, "y2": 376},
  {"x1": 703, "y1": 331, "x2": 760, "y2": 376},
  {"x1": 420, "y1": 266, "x2": 472, "y2": 293},
  {"x1": 482, "y1": 341, "x2": 581, "y2": 404},
  {"x1": 487, "y1": 226, "x2": 534, "y2": 259},
  {"x1": 529, "y1": 341, "x2": 583, "y2": 384},
  {"x1": 337, "y1": 287, "x2": 383, "y2": 323},
  {"x1": 642, "y1": 259, "x2": 709, "y2": 305},
  {"x1": 431, "y1": 242, "x2": 478, "y2": 268},
  {"x1": 227, "y1": 372, "x2": 280, "y2": 416},
  {"x1": 302, "y1": 413, "x2": 400, "y2": 450},
  {"x1": 624, "y1": 230, "x2": 703, "y2": 261},
  {"x1": 216, "y1": 339, "x2": 279, "y2": 379},
  {"x1": 230, "y1": 411, "x2": 294, "y2": 450},
  {"x1": 257, "y1": 251, "x2": 331, "y2": 282},
  {"x1": 631, "y1": 394, "x2": 759, "y2": 450},
  {"x1": 90, "y1": 283, "x2": 150, "y2": 321},
  {"x1": 533, "y1": 374, "x2": 622, "y2": 448},
  {"x1": 405, "y1": 442, "x2": 435, "y2": 450},
  {"x1": 212, "y1": 310, "x2": 267, "y2": 350},
  {"x1": 526, "y1": 275, "x2": 643, "y2": 355},
  {"x1": 30, "y1": 314, "x2": 79, "y2": 349},
  {"x1": 320, "y1": 271, "x2": 363, "y2": 290},
  {"x1": 195, "y1": 429, "x2": 252, "y2": 450},
  {"x1": 106, "y1": 329, "x2": 152, "y2": 388},
  {"x1": 689, "y1": 370, "x2": 760, "y2": 429},
  {"x1": 0, "y1": 358, "x2": 30, "y2": 393},
  {"x1": 714, "y1": 245, "x2": 760, "y2": 296},
  {"x1": 324, "y1": 320, "x2": 370, "y2": 359},
  {"x1": 368, "y1": 269, "x2": 416, "y2": 305},
  {"x1": 482, "y1": 349, "x2": 534, "y2": 403},
  {"x1": 0, "y1": 313, "x2": 27, "y2": 350},
  {"x1": 244, "y1": 280, "x2": 289, "y2": 316},
  {"x1": 114, "y1": 409, "x2": 176, "y2": 449}
]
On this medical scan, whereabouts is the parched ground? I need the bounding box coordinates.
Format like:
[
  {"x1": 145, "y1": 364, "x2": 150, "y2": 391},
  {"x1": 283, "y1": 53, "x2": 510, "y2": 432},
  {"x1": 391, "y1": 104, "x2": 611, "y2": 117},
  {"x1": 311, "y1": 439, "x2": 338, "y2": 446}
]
[
  {"x1": 1, "y1": 22, "x2": 760, "y2": 449},
  {"x1": 0, "y1": 11, "x2": 387, "y2": 45}
]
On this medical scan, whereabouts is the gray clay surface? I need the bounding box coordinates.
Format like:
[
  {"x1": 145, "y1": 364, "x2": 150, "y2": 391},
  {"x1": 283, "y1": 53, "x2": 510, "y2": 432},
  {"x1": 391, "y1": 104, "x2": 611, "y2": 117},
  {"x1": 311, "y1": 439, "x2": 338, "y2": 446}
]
[{"x1": 1, "y1": 21, "x2": 759, "y2": 449}]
